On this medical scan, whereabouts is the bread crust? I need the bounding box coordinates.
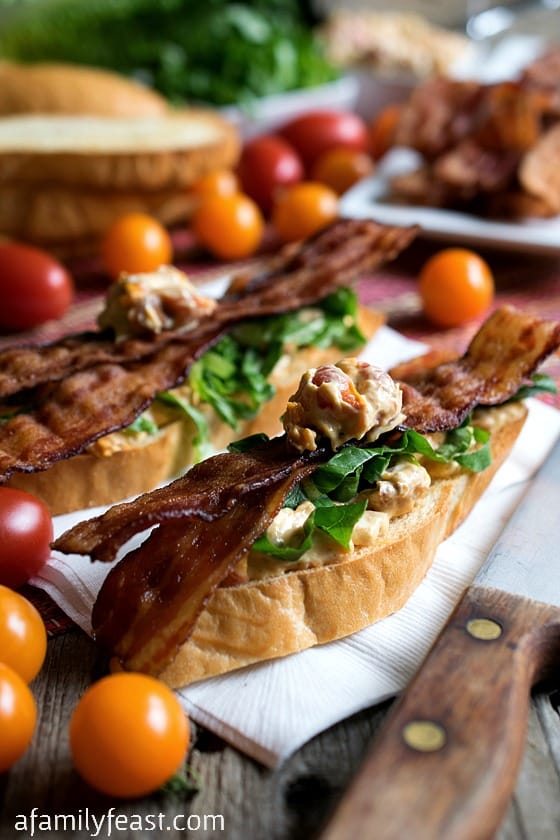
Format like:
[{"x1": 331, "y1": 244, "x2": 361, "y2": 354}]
[
  {"x1": 0, "y1": 111, "x2": 240, "y2": 191},
  {"x1": 157, "y1": 402, "x2": 528, "y2": 688},
  {"x1": 0, "y1": 182, "x2": 198, "y2": 243},
  {"x1": 0, "y1": 61, "x2": 170, "y2": 118},
  {"x1": 8, "y1": 306, "x2": 382, "y2": 514}
]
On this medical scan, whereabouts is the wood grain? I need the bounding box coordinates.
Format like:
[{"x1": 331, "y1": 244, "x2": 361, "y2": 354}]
[
  {"x1": 1, "y1": 625, "x2": 559, "y2": 839},
  {"x1": 320, "y1": 585, "x2": 560, "y2": 840}
]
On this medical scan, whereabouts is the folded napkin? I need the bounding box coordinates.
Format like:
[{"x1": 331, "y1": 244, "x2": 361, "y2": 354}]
[{"x1": 33, "y1": 327, "x2": 560, "y2": 767}]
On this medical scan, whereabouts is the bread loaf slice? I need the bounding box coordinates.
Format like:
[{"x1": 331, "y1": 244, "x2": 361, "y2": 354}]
[
  {"x1": 0, "y1": 181, "x2": 197, "y2": 245},
  {"x1": 0, "y1": 61, "x2": 170, "y2": 117},
  {"x1": 0, "y1": 110, "x2": 240, "y2": 191}
]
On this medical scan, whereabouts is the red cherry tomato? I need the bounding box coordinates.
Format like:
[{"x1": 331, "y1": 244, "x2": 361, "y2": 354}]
[
  {"x1": 0, "y1": 242, "x2": 73, "y2": 331},
  {"x1": 237, "y1": 134, "x2": 304, "y2": 213},
  {"x1": 0, "y1": 586, "x2": 47, "y2": 683},
  {"x1": 418, "y1": 249, "x2": 495, "y2": 327},
  {"x1": 278, "y1": 109, "x2": 369, "y2": 170},
  {"x1": 0, "y1": 488, "x2": 53, "y2": 589}
]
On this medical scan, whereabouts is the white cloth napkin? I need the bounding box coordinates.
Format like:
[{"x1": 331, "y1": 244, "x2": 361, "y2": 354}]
[{"x1": 32, "y1": 327, "x2": 560, "y2": 767}]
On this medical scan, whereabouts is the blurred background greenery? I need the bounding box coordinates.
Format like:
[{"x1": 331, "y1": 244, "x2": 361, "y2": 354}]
[{"x1": 0, "y1": 0, "x2": 339, "y2": 105}]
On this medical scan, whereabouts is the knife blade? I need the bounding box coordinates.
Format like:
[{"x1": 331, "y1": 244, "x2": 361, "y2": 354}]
[{"x1": 320, "y1": 432, "x2": 560, "y2": 840}]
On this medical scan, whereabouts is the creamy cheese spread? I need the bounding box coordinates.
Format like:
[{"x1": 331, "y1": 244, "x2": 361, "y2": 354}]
[
  {"x1": 283, "y1": 358, "x2": 405, "y2": 452},
  {"x1": 98, "y1": 265, "x2": 217, "y2": 340}
]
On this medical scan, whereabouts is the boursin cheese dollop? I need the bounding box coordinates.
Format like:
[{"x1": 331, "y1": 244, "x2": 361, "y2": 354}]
[
  {"x1": 98, "y1": 265, "x2": 217, "y2": 340},
  {"x1": 283, "y1": 358, "x2": 405, "y2": 452}
]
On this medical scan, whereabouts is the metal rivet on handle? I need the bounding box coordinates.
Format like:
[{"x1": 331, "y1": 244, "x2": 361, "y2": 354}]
[
  {"x1": 402, "y1": 721, "x2": 446, "y2": 752},
  {"x1": 466, "y1": 618, "x2": 502, "y2": 641}
]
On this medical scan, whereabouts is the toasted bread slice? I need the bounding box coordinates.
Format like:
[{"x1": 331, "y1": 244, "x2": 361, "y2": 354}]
[
  {"x1": 158, "y1": 400, "x2": 527, "y2": 688},
  {"x1": 8, "y1": 306, "x2": 383, "y2": 515},
  {"x1": 0, "y1": 110, "x2": 240, "y2": 191}
]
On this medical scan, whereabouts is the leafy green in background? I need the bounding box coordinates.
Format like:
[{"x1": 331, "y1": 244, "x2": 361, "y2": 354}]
[{"x1": 0, "y1": 0, "x2": 338, "y2": 105}]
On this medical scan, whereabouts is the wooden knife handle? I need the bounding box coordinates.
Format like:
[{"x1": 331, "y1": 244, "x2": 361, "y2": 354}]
[{"x1": 320, "y1": 585, "x2": 560, "y2": 840}]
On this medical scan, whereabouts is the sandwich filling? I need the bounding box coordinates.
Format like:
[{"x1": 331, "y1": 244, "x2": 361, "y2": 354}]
[
  {"x1": 0, "y1": 218, "x2": 416, "y2": 481},
  {"x1": 53, "y1": 305, "x2": 560, "y2": 678}
]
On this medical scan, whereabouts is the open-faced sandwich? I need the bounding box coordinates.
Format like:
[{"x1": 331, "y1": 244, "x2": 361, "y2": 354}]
[
  {"x1": 0, "y1": 219, "x2": 415, "y2": 514},
  {"x1": 53, "y1": 305, "x2": 560, "y2": 687}
]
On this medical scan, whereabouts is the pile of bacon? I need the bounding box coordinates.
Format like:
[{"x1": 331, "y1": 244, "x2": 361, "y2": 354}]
[
  {"x1": 53, "y1": 306, "x2": 560, "y2": 678},
  {"x1": 0, "y1": 219, "x2": 416, "y2": 482},
  {"x1": 389, "y1": 48, "x2": 560, "y2": 218}
]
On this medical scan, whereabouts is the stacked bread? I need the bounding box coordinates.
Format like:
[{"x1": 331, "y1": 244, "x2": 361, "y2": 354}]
[{"x1": 0, "y1": 62, "x2": 240, "y2": 255}]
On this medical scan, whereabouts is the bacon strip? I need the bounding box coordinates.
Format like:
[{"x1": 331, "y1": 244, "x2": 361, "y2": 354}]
[
  {"x1": 0, "y1": 219, "x2": 415, "y2": 400},
  {"x1": 54, "y1": 435, "x2": 324, "y2": 563},
  {"x1": 397, "y1": 306, "x2": 560, "y2": 432},
  {"x1": 53, "y1": 306, "x2": 560, "y2": 677},
  {"x1": 0, "y1": 219, "x2": 416, "y2": 479},
  {"x1": 91, "y1": 458, "x2": 317, "y2": 675}
]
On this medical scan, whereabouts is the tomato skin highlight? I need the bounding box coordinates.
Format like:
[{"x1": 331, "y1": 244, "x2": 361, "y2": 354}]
[
  {"x1": 0, "y1": 662, "x2": 36, "y2": 772},
  {"x1": 192, "y1": 193, "x2": 264, "y2": 260},
  {"x1": 0, "y1": 242, "x2": 73, "y2": 331},
  {"x1": 237, "y1": 134, "x2": 304, "y2": 213},
  {"x1": 101, "y1": 213, "x2": 173, "y2": 279},
  {"x1": 69, "y1": 673, "x2": 190, "y2": 798},
  {"x1": 278, "y1": 109, "x2": 369, "y2": 170},
  {"x1": 418, "y1": 248, "x2": 495, "y2": 328},
  {"x1": 0, "y1": 488, "x2": 53, "y2": 589},
  {"x1": 0, "y1": 586, "x2": 47, "y2": 683}
]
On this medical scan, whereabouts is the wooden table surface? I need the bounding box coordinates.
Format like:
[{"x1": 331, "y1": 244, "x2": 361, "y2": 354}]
[{"x1": 1, "y1": 236, "x2": 560, "y2": 839}]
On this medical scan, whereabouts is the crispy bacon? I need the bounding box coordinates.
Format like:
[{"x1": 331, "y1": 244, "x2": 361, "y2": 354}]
[
  {"x1": 390, "y1": 63, "x2": 560, "y2": 219},
  {"x1": 54, "y1": 435, "x2": 324, "y2": 563},
  {"x1": 0, "y1": 219, "x2": 417, "y2": 480},
  {"x1": 0, "y1": 220, "x2": 415, "y2": 401},
  {"x1": 91, "y1": 445, "x2": 321, "y2": 675},
  {"x1": 396, "y1": 306, "x2": 560, "y2": 432},
  {"x1": 53, "y1": 306, "x2": 560, "y2": 677}
]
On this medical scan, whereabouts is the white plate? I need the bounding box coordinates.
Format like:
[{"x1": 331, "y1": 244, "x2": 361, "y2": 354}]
[{"x1": 340, "y1": 148, "x2": 560, "y2": 256}]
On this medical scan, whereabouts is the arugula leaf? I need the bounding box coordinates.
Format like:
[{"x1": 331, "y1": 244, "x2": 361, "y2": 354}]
[
  {"x1": 254, "y1": 418, "x2": 493, "y2": 562},
  {"x1": 189, "y1": 289, "x2": 365, "y2": 433},
  {"x1": 252, "y1": 496, "x2": 367, "y2": 561},
  {"x1": 124, "y1": 414, "x2": 159, "y2": 436},
  {"x1": 157, "y1": 391, "x2": 213, "y2": 462},
  {"x1": 509, "y1": 373, "x2": 557, "y2": 402},
  {"x1": 227, "y1": 433, "x2": 270, "y2": 453}
]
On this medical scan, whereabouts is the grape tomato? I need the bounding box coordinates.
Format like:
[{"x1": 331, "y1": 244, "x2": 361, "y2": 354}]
[{"x1": 0, "y1": 242, "x2": 73, "y2": 331}]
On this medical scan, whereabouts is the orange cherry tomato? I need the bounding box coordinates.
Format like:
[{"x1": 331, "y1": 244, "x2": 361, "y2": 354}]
[
  {"x1": 69, "y1": 673, "x2": 190, "y2": 798},
  {"x1": 101, "y1": 213, "x2": 173, "y2": 279},
  {"x1": 418, "y1": 249, "x2": 495, "y2": 328},
  {"x1": 311, "y1": 147, "x2": 374, "y2": 195},
  {"x1": 0, "y1": 586, "x2": 47, "y2": 683},
  {"x1": 192, "y1": 193, "x2": 264, "y2": 261},
  {"x1": 369, "y1": 104, "x2": 402, "y2": 161},
  {"x1": 0, "y1": 662, "x2": 36, "y2": 772},
  {"x1": 271, "y1": 181, "x2": 339, "y2": 244},
  {"x1": 190, "y1": 169, "x2": 239, "y2": 200}
]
